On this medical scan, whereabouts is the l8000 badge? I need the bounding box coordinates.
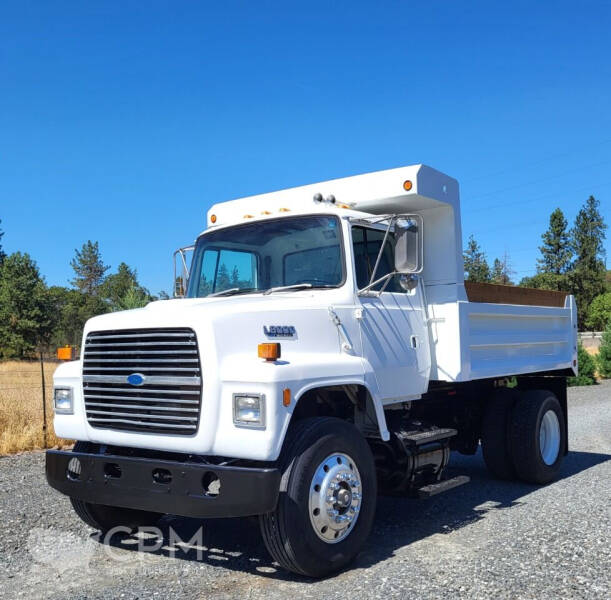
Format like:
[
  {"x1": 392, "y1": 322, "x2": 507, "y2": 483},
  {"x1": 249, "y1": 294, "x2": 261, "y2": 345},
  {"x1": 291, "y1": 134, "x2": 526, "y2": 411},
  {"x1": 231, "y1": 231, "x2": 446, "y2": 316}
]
[{"x1": 263, "y1": 325, "x2": 297, "y2": 338}]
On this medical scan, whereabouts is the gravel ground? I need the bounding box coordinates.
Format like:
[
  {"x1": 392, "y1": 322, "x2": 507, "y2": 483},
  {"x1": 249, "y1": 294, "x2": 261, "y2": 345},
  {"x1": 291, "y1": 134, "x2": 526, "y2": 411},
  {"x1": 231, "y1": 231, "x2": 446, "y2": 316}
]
[{"x1": 1, "y1": 383, "x2": 609, "y2": 600}]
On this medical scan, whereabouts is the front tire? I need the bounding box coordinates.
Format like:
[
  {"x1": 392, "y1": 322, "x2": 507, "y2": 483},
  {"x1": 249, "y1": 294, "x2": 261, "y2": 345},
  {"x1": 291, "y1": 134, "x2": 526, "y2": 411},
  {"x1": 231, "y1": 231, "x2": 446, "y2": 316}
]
[
  {"x1": 260, "y1": 417, "x2": 377, "y2": 578},
  {"x1": 69, "y1": 442, "x2": 162, "y2": 533},
  {"x1": 510, "y1": 390, "x2": 566, "y2": 484}
]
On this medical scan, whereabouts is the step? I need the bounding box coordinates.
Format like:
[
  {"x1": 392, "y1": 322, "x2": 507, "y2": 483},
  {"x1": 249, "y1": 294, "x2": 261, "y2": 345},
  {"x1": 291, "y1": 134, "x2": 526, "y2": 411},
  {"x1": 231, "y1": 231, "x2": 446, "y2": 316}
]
[
  {"x1": 398, "y1": 427, "x2": 458, "y2": 447},
  {"x1": 416, "y1": 475, "x2": 471, "y2": 499}
]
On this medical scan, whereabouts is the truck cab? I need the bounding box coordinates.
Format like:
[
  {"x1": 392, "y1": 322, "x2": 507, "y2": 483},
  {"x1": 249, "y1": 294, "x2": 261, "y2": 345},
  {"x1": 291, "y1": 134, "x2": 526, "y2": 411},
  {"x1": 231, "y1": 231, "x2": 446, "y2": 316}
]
[{"x1": 47, "y1": 165, "x2": 577, "y2": 577}]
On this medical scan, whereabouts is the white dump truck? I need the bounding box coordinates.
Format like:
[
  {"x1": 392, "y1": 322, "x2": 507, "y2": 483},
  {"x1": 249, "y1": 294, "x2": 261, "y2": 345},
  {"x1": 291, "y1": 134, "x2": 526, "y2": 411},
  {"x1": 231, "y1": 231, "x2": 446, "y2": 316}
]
[{"x1": 47, "y1": 165, "x2": 578, "y2": 577}]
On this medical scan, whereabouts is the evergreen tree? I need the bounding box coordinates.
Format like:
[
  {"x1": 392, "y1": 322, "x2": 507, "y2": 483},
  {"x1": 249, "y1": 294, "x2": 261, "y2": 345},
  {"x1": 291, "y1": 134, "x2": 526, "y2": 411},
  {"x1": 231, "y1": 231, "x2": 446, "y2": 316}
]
[
  {"x1": 100, "y1": 262, "x2": 152, "y2": 309},
  {"x1": 569, "y1": 196, "x2": 607, "y2": 327},
  {"x1": 463, "y1": 235, "x2": 491, "y2": 283},
  {"x1": 216, "y1": 263, "x2": 231, "y2": 291},
  {"x1": 0, "y1": 252, "x2": 53, "y2": 357},
  {"x1": 596, "y1": 323, "x2": 611, "y2": 378},
  {"x1": 231, "y1": 265, "x2": 240, "y2": 287},
  {"x1": 0, "y1": 218, "x2": 5, "y2": 263},
  {"x1": 537, "y1": 208, "x2": 572, "y2": 274},
  {"x1": 112, "y1": 284, "x2": 151, "y2": 311},
  {"x1": 70, "y1": 240, "x2": 109, "y2": 296},
  {"x1": 491, "y1": 252, "x2": 514, "y2": 285}
]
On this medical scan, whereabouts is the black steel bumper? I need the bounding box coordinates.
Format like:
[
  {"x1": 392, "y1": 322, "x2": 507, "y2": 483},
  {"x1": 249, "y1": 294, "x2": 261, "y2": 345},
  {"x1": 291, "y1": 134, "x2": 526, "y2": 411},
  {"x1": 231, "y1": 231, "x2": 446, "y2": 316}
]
[{"x1": 46, "y1": 450, "x2": 280, "y2": 518}]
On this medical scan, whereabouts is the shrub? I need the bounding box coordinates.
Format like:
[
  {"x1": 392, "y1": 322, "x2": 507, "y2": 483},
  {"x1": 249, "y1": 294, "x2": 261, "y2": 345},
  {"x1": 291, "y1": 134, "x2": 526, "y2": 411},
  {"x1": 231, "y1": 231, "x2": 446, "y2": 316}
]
[
  {"x1": 596, "y1": 324, "x2": 611, "y2": 378},
  {"x1": 586, "y1": 292, "x2": 611, "y2": 331},
  {"x1": 568, "y1": 343, "x2": 596, "y2": 386}
]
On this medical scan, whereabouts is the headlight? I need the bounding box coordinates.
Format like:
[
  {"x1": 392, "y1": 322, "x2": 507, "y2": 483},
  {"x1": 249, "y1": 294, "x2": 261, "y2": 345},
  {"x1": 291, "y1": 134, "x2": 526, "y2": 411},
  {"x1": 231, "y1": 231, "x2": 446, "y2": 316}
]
[
  {"x1": 233, "y1": 394, "x2": 265, "y2": 428},
  {"x1": 54, "y1": 387, "x2": 74, "y2": 414}
]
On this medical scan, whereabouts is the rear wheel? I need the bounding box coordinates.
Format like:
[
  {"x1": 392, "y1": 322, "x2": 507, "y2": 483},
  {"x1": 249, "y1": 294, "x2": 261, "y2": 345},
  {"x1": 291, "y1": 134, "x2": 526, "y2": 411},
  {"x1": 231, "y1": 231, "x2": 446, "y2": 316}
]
[
  {"x1": 510, "y1": 390, "x2": 566, "y2": 484},
  {"x1": 259, "y1": 417, "x2": 377, "y2": 578},
  {"x1": 69, "y1": 442, "x2": 162, "y2": 533},
  {"x1": 481, "y1": 388, "x2": 517, "y2": 480}
]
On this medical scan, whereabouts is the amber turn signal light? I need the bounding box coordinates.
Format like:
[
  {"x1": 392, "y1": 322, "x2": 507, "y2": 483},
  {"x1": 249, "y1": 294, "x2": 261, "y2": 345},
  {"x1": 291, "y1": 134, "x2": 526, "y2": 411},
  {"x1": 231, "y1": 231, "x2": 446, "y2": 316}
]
[
  {"x1": 258, "y1": 343, "x2": 281, "y2": 361},
  {"x1": 283, "y1": 388, "x2": 291, "y2": 406}
]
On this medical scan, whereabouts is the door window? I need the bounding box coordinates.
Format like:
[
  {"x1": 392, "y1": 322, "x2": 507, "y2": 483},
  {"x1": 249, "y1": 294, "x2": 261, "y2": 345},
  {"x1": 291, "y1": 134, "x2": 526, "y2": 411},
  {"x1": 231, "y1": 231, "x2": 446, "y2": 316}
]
[{"x1": 351, "y1": 226, "x2": 400, "y2": 292}]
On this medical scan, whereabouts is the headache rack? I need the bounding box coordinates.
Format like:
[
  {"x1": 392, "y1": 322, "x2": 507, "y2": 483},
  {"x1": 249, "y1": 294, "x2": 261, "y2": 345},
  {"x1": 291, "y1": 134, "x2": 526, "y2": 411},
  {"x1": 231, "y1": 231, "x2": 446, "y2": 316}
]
[{"x1": 82, "y1": 328, "x2": 202, "y2": 435}]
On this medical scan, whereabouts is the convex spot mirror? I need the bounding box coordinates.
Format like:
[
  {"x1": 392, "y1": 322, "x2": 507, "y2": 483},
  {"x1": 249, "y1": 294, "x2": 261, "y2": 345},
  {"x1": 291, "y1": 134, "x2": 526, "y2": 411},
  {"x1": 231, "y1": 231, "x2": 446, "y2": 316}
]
[{"x1": 394, "y1": 215, "x2": 423, "y2": 273}]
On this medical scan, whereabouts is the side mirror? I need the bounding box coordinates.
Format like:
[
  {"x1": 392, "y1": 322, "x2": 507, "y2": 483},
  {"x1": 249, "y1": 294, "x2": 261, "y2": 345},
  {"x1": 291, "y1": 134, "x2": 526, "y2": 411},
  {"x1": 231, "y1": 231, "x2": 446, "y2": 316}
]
[
  {"x1": 173, "y1": 245, "x2": 194, "y2": 298},
  {"x1": 394, "y1": 216, "x2": 423, "y2": 273},
  {"x1": 398, "y1": 273, "x2": 419, "y2": 292}
]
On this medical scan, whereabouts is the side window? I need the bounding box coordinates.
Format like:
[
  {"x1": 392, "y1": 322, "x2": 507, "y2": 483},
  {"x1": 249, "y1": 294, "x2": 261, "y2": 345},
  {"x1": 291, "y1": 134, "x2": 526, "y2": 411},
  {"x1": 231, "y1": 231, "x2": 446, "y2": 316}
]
[
  {"x1": 197, "y1": 249, "x2": 257, "y2": 295},
  {"x1": 351, "y1": 227, "x2": 400, "y2": 292}
]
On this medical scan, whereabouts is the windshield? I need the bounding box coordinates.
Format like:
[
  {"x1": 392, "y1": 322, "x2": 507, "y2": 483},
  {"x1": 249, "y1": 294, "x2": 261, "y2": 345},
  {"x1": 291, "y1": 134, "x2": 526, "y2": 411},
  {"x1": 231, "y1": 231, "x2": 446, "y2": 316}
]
[{"x1": 186, "y1": 215, "x2": 344, "y2": 297}]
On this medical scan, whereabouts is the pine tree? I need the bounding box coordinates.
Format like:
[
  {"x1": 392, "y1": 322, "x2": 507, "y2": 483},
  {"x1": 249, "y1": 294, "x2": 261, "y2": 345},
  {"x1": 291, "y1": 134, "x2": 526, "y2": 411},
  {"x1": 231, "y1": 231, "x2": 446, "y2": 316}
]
[
  {"x1": 491, "y1": 252, "x2": 514, "y2": 285},
  {"x1": 100, "y1": 262, "x2": 152, "y2": 309},
  {"x1": 463, "y1": 235, "x2": 491, "y2": 283},
  {"x1": 216, "y1": 263, "x2": 231, "y2": 291},
  {"x1": 570, "y1": 196, "x2": 607, "y2": 327},
  {"x1": 0, "y1": 219, "x2": 5, "y2": 263},
  {"x1": 0, "y1": 252, "x2": 53, "y2": 357},
  {"x1": 70, "y1": 241, "x2": 109, "y2": 296},
  {"x1": 231, "y1": 265, "x2": 240, "y2": 287},
  {"x1": 537, "y1": 208, "x2": 572, "y2": 274}
]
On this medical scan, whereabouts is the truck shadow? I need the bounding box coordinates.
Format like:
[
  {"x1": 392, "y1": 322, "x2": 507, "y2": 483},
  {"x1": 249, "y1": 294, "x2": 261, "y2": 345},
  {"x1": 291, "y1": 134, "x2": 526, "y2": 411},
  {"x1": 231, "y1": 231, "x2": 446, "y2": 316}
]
[{"x1": 98, "y1": 449, "x2": 609, "y2": 582}]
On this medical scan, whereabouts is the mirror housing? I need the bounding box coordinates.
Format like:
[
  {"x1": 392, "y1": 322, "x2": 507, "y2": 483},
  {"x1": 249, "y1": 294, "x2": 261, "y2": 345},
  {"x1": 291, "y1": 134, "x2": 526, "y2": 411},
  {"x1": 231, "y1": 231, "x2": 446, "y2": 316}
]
[{"x1": 394, "y1": 215, "x2": 423, "y2": 273}]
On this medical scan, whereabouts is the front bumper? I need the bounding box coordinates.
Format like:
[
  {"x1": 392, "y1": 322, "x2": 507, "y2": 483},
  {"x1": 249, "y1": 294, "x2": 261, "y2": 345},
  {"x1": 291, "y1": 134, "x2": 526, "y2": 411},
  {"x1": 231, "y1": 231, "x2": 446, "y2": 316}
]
[{"x1": 46, "y1": 450, "x2": 280, "y2": 518}]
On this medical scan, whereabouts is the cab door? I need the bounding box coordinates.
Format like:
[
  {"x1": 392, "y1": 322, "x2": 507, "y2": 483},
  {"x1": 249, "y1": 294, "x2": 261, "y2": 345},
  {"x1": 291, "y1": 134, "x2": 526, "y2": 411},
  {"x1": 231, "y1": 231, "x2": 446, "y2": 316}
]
[{"x1": 352, "y1": 226, "x2": 430, "y2": 401}]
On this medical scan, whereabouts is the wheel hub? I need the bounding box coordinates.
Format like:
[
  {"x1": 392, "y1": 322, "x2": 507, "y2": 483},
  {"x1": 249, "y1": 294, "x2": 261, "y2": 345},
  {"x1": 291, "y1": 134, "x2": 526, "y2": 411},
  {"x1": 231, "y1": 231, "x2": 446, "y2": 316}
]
[
  {"x1": 539, "y1": 409, "x2": 561, "y2": 466},
  {"x1": 308, "y1": 453, "x2": 362, "y2": 544}
]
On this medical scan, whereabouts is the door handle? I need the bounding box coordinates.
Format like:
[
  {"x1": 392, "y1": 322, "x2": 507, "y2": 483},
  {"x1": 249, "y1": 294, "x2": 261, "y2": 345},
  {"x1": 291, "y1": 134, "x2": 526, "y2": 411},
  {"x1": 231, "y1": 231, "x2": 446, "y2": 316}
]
[{"x1": 410, "y1": 335, "x2": 418, "y2": 349}]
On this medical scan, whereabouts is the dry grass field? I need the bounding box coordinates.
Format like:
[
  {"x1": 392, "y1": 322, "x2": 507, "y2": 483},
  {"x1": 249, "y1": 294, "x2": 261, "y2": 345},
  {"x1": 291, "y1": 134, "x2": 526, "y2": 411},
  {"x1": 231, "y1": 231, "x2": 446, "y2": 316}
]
[{"x1": 0, "y1": 361, "x2": 72, "y2": 455}]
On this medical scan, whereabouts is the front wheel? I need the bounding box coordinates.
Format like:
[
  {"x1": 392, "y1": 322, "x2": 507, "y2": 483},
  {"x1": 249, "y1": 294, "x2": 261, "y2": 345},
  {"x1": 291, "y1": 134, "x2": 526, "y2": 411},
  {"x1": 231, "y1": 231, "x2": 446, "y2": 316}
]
[{"x1": 260, "y1": 417, "x2": 377, "y2": 577}]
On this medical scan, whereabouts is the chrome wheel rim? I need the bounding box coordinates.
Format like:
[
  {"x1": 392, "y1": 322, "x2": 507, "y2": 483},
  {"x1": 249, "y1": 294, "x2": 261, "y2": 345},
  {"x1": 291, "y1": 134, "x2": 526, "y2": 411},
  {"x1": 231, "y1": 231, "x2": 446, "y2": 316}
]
[
  {"x1": 308, "y1": 453, "x2": 362, "y2": 544},
  {"x1": 539, "y1": 409, "x2": 561, "y2": 466}
]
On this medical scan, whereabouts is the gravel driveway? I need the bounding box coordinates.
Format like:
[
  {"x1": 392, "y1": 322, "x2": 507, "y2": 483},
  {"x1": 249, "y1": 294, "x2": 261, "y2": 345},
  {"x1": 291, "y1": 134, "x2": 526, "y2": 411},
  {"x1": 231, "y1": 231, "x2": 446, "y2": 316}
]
[{"x1": 1, "y1": 383, "x2": 609, "y2": 600}]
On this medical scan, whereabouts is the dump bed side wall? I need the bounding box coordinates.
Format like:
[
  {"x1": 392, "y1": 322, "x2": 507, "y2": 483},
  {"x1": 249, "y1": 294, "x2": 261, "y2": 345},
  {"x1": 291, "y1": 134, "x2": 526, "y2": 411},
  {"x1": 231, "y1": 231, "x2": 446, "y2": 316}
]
[
  {"x1": 461, "y1": 297, "x2": 577, "y2": 381},
  {"x1": 428, "y1": 293, "x2": 578, "y2": 383}
]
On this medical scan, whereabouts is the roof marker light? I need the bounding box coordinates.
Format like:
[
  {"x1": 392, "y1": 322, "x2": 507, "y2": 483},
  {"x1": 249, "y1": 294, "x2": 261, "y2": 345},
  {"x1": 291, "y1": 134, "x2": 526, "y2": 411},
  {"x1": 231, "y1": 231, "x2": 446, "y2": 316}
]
[
  {"x1": 279, "y1": 208, "x2": 290, "y2": 212},
  {"x1": 244, "y1": 214, "x2": 254, "y2": 219},
  {"x1": 210, "y1": 214, "x2": 217, "y2": 224},
  {"x1": 403, "y1": 180, "x2": 413, "y2": 191}
]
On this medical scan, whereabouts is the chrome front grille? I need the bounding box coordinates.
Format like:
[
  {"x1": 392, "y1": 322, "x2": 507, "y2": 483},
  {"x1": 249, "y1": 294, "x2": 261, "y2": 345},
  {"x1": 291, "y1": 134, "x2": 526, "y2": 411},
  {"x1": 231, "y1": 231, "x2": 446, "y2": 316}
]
[{"x1": 83, "y1": 328, "x2": 202, "y2": 435}]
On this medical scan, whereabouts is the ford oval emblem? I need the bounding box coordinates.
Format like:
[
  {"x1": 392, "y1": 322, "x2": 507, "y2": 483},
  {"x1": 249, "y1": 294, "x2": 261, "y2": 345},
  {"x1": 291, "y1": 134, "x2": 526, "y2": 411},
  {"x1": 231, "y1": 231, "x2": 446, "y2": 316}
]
[{"x1": 127, "y1": 373, "x2": 145, "y2": 386}]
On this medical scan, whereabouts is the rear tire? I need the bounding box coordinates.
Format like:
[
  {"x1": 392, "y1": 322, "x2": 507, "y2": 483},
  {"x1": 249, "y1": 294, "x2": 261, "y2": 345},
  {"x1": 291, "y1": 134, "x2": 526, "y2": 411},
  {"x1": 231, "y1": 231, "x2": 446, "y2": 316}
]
[
  {"x1": 259, "y1": 417, "x2": 377, "y2": 578},
  {"x1": 69, "y1": 442, "x2": 162, "y2": 533},
  {"x1": 510, "y1": 390, "x2": 565, "y2": 484},
  {"x1": 481, "y1": 388, "x2": 517, "y2": 480}
]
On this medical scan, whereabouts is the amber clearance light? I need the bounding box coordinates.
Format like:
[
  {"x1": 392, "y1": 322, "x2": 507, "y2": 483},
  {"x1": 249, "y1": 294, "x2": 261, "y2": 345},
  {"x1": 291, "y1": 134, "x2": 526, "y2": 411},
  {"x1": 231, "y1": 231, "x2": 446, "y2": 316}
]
[
  {"x1": 403, "y1": 180, "x2": 413, "y2": 191},
  {"x1": 258, "y1": 343, "x2": 281, "y2": 362}
]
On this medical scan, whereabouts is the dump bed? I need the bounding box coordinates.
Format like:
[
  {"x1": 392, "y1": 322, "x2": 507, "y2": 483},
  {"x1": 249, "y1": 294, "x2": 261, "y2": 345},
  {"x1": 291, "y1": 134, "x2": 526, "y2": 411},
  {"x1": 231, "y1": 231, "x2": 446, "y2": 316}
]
[{"x1": 428, "y1": 283, "x2": 578, "y2": 382}]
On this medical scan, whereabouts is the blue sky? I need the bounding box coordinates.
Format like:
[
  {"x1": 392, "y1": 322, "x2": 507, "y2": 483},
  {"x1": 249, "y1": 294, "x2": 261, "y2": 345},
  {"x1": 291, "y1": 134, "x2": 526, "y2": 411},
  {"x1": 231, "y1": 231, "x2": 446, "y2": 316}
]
[{"x1": 1, "y1": 1, "x2": 610, "y2": 295}]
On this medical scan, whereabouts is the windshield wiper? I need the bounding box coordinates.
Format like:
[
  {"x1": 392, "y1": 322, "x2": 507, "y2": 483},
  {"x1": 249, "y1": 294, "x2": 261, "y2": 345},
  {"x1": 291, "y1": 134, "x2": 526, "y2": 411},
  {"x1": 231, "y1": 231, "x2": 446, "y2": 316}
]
[
  {"x1": 208, "y1": 287, "x2": 258, "y2": 297},
  {"x1": 263, "y1": 283, "x2": 313, "y2": 295}
]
